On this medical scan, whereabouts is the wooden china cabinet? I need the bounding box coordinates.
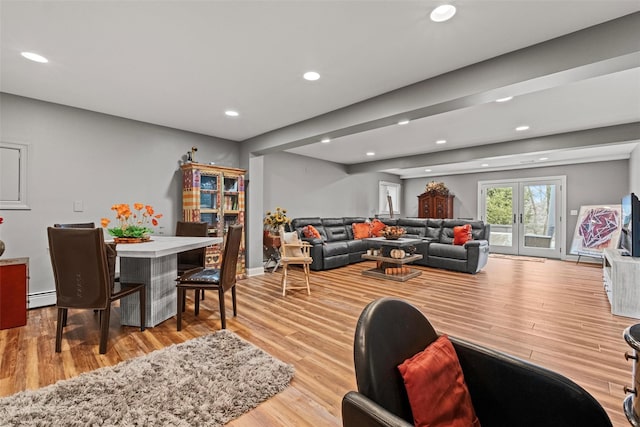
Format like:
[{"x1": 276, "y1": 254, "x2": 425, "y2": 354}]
[
  {"x1": 417, "y1": 191, "x2": 454, "y2": 219},
  {"x1": 181, "y1": 162, "x2": 246, "y2": 278}
]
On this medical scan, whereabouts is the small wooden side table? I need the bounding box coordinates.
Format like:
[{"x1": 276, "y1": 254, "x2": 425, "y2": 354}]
[{"x1": 0, "y1": 257, "x2": 29, "y2": 329}]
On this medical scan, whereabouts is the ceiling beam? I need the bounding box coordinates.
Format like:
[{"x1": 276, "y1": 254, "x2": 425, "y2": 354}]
[
  {"x1": 346, "y1": 122, "x2": 640, "y2": 174},
  {"x1": 241, "y1": 12, "x2": 640, "y2": 160}
]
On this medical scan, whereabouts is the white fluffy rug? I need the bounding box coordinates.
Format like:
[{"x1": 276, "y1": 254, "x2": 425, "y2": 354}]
[{"x1": 0, "y1": 330, "x2": 294, "y2": 426}]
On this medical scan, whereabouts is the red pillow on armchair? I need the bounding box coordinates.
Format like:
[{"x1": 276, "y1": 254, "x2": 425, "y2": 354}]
[
  {"x1": 453, "y1": 224, "x2": 472, "y2": 245},
  {"x1": 398, "y1": 335, "x2": 480, "y2": 427}
]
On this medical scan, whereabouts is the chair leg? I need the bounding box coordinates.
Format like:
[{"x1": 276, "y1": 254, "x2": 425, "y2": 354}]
[
  {"x1": 304, "y1": 263, "x2": 311, "y2": 295},
  {"x1": 281, "y1": 263, "x2": 288, "y2": 296},
  {"x1": 201, "y1": 289, "x2": 205, "y2": 300},
  {"x1": 62, "y1": 308, "x2": 68, "y2": 327},
  {"x1": 139, "y1": 286, "x2": 146, "y2": 331},
  {"x1": 194, "y1": 289, "x2": 201, "y2": 316},
  {"x1": 181, "y1": 288, "x2": 186, "y2": 312},
  {"x1": 231, "y1": 285, "x2": 237, "y2": 316},
  {"x1": 55, "y1": 308, "x2": 66, "y2": 353},
  {"x1": 176, "y1": 286, "x2": 184, "y2": 331},
  {"x1": 99, "y1": 306, "x2": 111, "y2": 354},
  {"x1": 218, "y1": 287, "x2": 226, "y2": 329}
]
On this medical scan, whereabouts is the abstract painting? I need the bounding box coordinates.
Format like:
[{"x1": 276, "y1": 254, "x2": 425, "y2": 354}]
[{"x1": 570, "y1": 204, "x2": 622, "y2": 257}]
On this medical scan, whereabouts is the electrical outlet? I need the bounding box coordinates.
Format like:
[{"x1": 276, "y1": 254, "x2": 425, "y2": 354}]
[{"x1": 73, "y1": 200, "x2": 84, "y2": 212}]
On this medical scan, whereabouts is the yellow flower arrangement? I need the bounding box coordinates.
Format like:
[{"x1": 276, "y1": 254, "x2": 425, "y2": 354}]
[
  {"x1": 263, "y1": 207, "x2": 290, "y2": 233},
  {"x1": 101, "y1": 203, "x2": 163, "y2": 238}
]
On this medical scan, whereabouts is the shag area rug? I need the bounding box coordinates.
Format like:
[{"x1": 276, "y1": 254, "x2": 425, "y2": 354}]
[{"x1": 0, "y1": 330, "x2": 294, "y2": 426}]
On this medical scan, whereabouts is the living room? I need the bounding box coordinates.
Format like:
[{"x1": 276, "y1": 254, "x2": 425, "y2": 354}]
[{"x1": 1, "y1": 2, "x2": 640, "y2": 425}]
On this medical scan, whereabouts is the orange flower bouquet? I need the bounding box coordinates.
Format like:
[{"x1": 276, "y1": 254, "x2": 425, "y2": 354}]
[{"x1": 101, "y1": 203, "x2": 163, "y2": 240}]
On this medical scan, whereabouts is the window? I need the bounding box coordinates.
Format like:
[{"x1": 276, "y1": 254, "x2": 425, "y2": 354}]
[
  {"x1": 379, "y1": 181, "x2": 401, "y2": 216},
  {"x1": 0, "y1": 142, "x2": 30, "y2": 210}
]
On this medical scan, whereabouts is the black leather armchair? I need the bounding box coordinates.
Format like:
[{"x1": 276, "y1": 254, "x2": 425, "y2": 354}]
[{"x1": 342, "y1": 298, "x2": 612, "y2": 427}]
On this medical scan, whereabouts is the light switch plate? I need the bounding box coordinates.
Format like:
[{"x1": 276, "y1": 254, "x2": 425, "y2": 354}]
[
  {"x1": 73, "y1": 200, "x2": 84, "y2": 212},
  {"x1": 570, "y1": 209, "x2": 578, "y2": 215}
]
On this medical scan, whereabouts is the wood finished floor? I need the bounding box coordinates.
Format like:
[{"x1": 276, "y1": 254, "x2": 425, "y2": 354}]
[{"x1": 0, "y1": 257, "x2": 635, "y2": 426}]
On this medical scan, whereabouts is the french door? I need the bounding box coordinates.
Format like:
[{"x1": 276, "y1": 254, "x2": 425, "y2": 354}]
[{"x1": 479, "y1": 177, "x2": 564, "y2": 259}]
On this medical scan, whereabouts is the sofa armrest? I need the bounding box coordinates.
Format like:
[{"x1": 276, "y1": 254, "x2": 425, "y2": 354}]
[
  {"x1": 342, "y1": 391, "x2": 411, "y2": 427},
  {"x1": 301, "y1": 237, "x2": 324, "y2": 270},
  {"x1": 463, "y1": 239, "x2": 487, "y2": 248},
  {"x1": 451, "y1": 337, "x2": 613, "y2": 427}
]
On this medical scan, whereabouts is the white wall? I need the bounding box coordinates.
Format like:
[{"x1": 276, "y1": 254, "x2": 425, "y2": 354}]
[
  {"x1": 630, "y1": 144, "x2": 640, "y2": 194},
  {"x1": 0, "y1": 94, "x2": 239, "y2": 306},
  {"x1": 262, "y1": 151, "x2": 399, "y2": 219}
]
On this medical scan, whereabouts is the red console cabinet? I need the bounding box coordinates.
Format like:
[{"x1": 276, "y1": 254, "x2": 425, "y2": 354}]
[{"x1": 0, "y1": 257, "x2": 28, "y2": 329}]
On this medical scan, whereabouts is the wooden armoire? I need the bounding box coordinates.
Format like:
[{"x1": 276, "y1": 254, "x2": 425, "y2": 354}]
[{"x1": 417, "y1": 191, "x2": 454, "y2": 219}]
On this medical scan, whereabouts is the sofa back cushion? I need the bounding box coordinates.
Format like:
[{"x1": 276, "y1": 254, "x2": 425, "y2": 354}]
[
  {"x1": 426, "y1": 219, "x2": 444, "y2": 240},
  {"x1": 441, "y1": 220, "x2": 487, "y2": 244},
  {"x1": 398, "y1": 218, "x2": 428, "y2": 237},
  {"x1": 322, "y1": 218, "x2": 349, "y2": 241}
]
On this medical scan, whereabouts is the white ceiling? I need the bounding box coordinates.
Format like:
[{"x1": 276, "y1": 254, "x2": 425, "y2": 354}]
[{"x1": 2, "y1": 1, "x2": 639, "y2": 177}]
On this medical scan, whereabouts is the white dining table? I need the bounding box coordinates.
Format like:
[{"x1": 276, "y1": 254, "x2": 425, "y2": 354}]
[{"x1": 116, "y1": 235, "x2": 221, "y2": 327}]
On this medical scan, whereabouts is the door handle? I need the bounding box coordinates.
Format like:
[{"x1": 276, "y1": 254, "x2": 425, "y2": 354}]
[
  {"x1": 513, "y1": 214, "x2": 516, "y2": 224},
  {"x1": 520, "y1": 213, "x2": 523, "y2": 223}
]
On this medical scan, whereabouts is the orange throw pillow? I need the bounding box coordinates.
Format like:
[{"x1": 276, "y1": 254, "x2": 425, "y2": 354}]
[
  {"x1": 302, "y1": 225, "x2": 321, "y2": 239},
  {"x1": 453, "y1": 224, "x2": 472, "y2": 245},
  {"x1": 398, "y1": 335, "x2": 480, "y2": 427},
  {"x1": 352, "y1": 222, "x2": 372, "y2": 239},
  {"x1": 370, "y1": 219, "x2": 386, "y2": 237}
]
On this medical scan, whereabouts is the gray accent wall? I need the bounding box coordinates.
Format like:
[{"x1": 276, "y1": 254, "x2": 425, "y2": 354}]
[
  {"x1": 0, "y1": 93, "x2": 239, "y2": 306},
  {"x1": 403, "y1": 160, "x2": 629, "y2": 255},
  {"x1": 262, "y1": 151, "x2": 399, "y2": 219}
]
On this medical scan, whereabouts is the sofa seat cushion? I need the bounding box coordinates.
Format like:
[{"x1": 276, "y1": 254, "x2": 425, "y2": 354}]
[
  {"x1": 429, "y1": 243, "x2": 467, "y2": 260},
  {"x1": 346, "y1": 239, "x2": 368, "y2": 253},
  {"x1": 323, "y1": 241, "x2": 350, "y2": 257}
]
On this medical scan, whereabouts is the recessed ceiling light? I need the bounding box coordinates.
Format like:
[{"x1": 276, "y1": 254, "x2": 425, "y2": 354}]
[
  {"x1": 495, "y1": 96, "x2": 513, "y2": 103},
  {"x1": 366, "y1": 152, "x2": 375, "y2": 156},
  {"x1": 424, "y1": 169, "x2": 432, "y2": 172},
  {"x1": 539, "y1": 157, "x2": 549, "y2": 161},
  {"x1": 436, "y1": 140, "x2": 447, "y2": 145},
  {"x1": 430, "y1": 4, "x2": 456, "y2": 22},
  {"x1": 481, "y1": 163, "x2": 489, "y2": 167},
  {"x1": 225, "y1": 110, "x2": 239, "y2": 117},
  {"x1": 398, "y1": 119, "x2": 410, "y2": 125},
  {"x1": 303, "y1": 71, "x2": 320, "y2": 81},
  {"x1": 515, "y1": 125, "x2": 530, "y2": 131},
  {"x1": 21, "y1": 52, "x2": 48, "y2": 63},
  {"x1": 321, "y1": 138, "x2": 331, "y2": 144}
]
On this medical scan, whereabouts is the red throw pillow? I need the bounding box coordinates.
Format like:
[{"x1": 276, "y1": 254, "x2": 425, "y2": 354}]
[
  {"x1": 398, "y1": 335, "x2": 480, "y2": 427},
  {"x1": 352, "y1": 222, "x2": 372, "y2": 239},
  {"x1": 370, "y1": 219, "x2": 386, "y2": 237},
  {"x1": 302, "y1": 225, "x2": 321, "y2": 239},
  {"x1": 453, "y1": 224, "x2": 472, "y2": 245}
]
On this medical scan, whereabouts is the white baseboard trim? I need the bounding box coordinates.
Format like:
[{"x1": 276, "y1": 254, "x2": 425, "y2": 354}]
[
  {"x1": 29, "y1": 291, "x2": 56, "y2": 309},
  {"x1": 246, "y1": 266, "x2": 265, "y2": 277}
]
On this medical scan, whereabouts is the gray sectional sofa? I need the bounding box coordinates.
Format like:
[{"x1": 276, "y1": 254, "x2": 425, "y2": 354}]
[{"x1": 290, "y1": 217, "x2": 490, "y2": 274}]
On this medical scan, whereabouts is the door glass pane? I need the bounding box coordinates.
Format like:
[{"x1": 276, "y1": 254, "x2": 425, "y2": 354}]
[
  {"x1": 485, "y1": 186, "x2": 513, "y2": 247},
  {"x1": 522, "y1": 184, "x2": 556, "y2": 249}
]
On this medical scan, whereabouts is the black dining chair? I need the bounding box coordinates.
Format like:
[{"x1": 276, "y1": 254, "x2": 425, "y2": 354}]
[
  {"x1": 47, "y1": 227, "x2": 146, "y2": 354},
  {"x1": 175, "y1": 224, "x2": 242, "y2": 330},
  {"x1": 176, "y1": 221, "x2": 209, "y2": 304}
]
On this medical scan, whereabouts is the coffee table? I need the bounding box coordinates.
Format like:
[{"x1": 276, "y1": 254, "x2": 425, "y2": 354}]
[{"x1": 361, "y1": 237, "x2": 423, "y2": 282}]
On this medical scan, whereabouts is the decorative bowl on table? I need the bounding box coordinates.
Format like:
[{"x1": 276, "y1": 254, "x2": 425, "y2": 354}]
[{"x1": 381, "y1": 226, "x2": 406, "y2": 240}]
